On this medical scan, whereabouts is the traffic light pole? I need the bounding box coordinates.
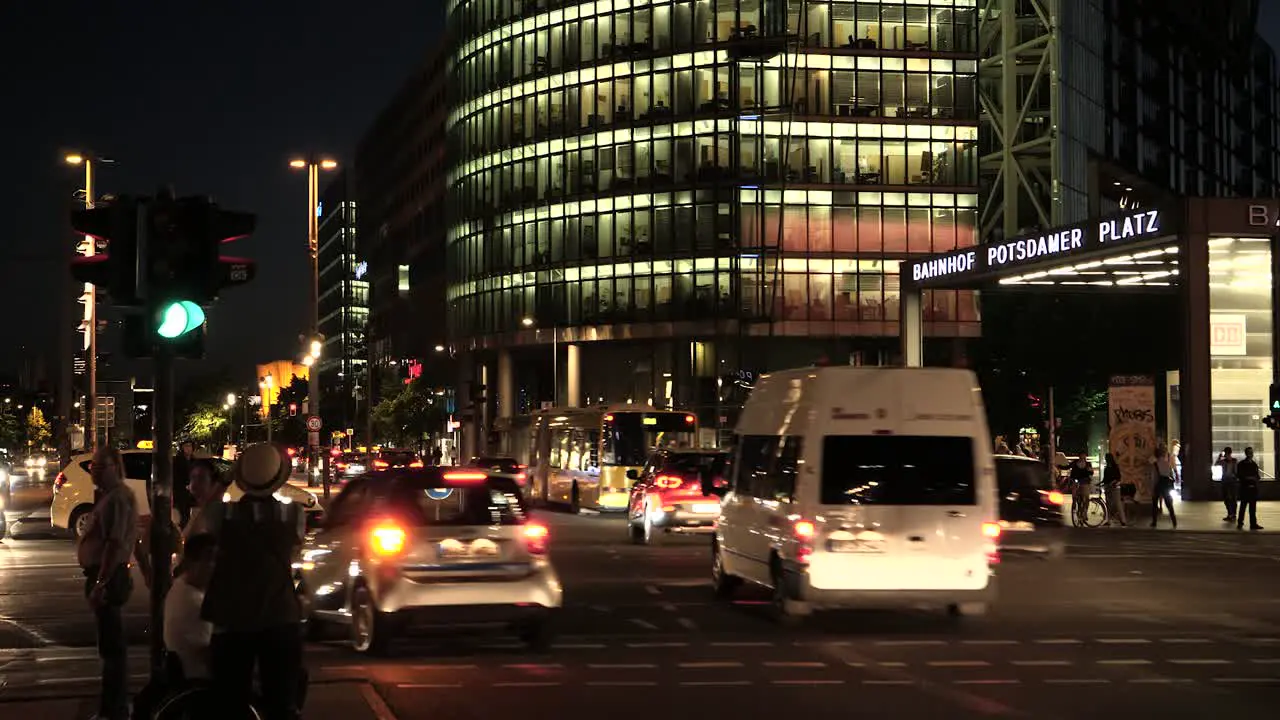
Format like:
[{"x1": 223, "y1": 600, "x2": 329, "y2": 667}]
[
  {"x1": 84, "y1": 160, "x2": 98, "y2": 453},
  {"x1": 148, "y1": 340, "x2": 175, "y2": 683}
]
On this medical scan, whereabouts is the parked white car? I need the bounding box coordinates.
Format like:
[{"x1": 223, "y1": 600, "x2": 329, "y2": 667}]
[{"x1": 52, "y1": 450, "x2": 322, "y2": 538}]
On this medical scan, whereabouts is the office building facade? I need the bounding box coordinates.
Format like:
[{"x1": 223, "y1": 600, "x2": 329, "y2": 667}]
[
  {"x1": 446, "y1": 0, "x2": 981, "y2": 429},
  {"x1": 316, "y1": 171, "x2": 368, "y2": 433}
]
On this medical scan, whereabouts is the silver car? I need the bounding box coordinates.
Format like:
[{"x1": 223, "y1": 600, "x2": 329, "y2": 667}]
[{"x1": 296, "y1": 468, "x2": 562, "y2": 655}]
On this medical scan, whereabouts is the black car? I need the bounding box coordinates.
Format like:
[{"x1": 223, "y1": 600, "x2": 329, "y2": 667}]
[
  {"x1": 372, "y1": 450, "x2": 423, "y2": 471},
  {"x1": 995, "y1": 454, "x2": 1066, "y2": 558}
]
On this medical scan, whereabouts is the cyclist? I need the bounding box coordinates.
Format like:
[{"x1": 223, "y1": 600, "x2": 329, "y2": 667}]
[{"x1": 1068, "y1": 454, "x2": 1094, "y2": 525}]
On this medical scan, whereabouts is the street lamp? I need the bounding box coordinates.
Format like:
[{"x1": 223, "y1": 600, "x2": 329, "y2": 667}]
[
  {"x1": 65, "y1": 150, "x2": 114, "y2": 453},
  {"x1": 259, "y1": 375, "x2": 275, "y2": 442},
  {"x1": 523, "y1": 317, "x2": 558, "y2": 406},
  {"x1": 289, "y1": 156, "x2": 338, "y2": 471}
]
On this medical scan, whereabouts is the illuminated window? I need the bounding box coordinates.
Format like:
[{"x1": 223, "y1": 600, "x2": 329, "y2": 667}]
[{"x1": 398, "y1": 265, "x2": 410, "y2": 293}]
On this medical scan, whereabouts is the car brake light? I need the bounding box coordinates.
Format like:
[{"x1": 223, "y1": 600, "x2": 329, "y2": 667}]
[
  {"x1": 442, "y1": 471, "x2": 487, "y2": 482},
  {"x1": 370, "y1": 521, "x2": 406, "y2": 556},
  {"x1": 516, "y1": 464, "x2": 527, "y2": 469},
  {"x1": 685, "y1": 414, "x2": 696, "y2": 424},
  {"x1": 654, "y1": 475, "x2": 682, "y2": 489},
  {"x1": 515, "y1": 472, "x2": 527, "y2": 482},
  {"x1": 409, "y1": 459, "x2": 425, "y2": 468},
  {"x1": 1040, "y1": 489, "x2": 1064, "y2": 505},
  {"x1": 372, "y1": 459, "x2": 389, "y2": 469},
  {"x1": 287, "y1": 448, "x2": 296, "y2": 456},
  {"x1": 982, "y1": 521, "x2": 1002, "y2": 539},
  {"x1": 336, "y1": 462, "x2": 347, "y2": 470},
  {"x1": 793, "y1": 519, "x2": 816, "y2": 564},
  {"x1": 53, "y1": 471, "x2": 67, "y2": 491},
  {"x1": 523, "y1": 523, "x2": 549, "y2": 554},
  {"x1": 794, "y1": 520, "x2": 816, "y2": 540}
]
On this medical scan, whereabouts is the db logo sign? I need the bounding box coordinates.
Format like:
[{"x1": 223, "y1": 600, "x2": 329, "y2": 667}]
[{"x1": 1210, "y1": 315, "x2": 1247, "y2": 356}]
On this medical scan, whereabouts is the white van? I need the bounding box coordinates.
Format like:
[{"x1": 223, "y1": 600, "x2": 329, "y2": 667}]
[{"x1": 709, "y1": 367, "x2": 999, "y2": 622}]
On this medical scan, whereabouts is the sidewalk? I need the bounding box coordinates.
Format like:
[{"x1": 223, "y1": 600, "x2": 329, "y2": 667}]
[
  {"x1": 0, "y1": 681, "x2": 386, "y2": 719},
  {"x1": 1069, "y1": 499, "x2": 1279, "y2": 532}
]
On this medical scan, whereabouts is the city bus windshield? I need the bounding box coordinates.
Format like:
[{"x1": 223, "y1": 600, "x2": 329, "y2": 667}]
[{"x1": 602, "y1": 413, "x2": 697, "y2": 467}]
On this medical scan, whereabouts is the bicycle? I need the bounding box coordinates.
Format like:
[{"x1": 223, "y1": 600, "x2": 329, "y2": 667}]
[{"x1": 1070, "y1": 483, "x2": 1108, "y2": 528}]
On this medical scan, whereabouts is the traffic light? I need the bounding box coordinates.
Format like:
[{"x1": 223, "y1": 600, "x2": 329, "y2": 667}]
[
  {"x1": 145, "y1": 197, "x2": 257, "y2": 305},
  {"x1": 1265, "y1": 384, "x2": 1280, "y2": 430},
  {"x1": 157, "y1": 300, "x2": 205, "y2": 338},
  {"x1": 69, "y1": 197, "x2": 145, "y2": 306},
  {"x1": 123, "y1": 314, "x2": 205, "y2": 360}
]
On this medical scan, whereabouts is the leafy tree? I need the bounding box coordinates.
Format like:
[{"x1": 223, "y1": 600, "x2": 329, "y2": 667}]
[
  {"x1": 372, "y1": 376, "x2": 448, "y2": 448},
  {"x1": 0, "y1": 409, "x2": 21, "y2": 451},
  {"x1": 25, "y1": 407, "x2": 51, "y2": 449},
  {"x1": 182, "y1": 403, "x2": 228, "y2": 443}
]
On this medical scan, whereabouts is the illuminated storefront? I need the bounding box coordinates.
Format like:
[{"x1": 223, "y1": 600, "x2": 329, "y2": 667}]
[
  {"x1": 902, "y1": 199, "x2": 1280, "y2": 501},
  {"x1": 445, "y1": 0, "x2": 982, "y2": 433}
]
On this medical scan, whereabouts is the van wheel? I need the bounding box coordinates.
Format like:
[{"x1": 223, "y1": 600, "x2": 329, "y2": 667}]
[
  {"x1": 947, "y1": 602, "x2": 988, "y2": 618},
  {"x1": 711, "y1": 541, "x2": 741, "y2": 599},
  {"x1": 69, "y1": 505, "x2": 94, "y2": 540},
  {"x1": 769, "y1": 559, "x2": 806, "y2": 625}
]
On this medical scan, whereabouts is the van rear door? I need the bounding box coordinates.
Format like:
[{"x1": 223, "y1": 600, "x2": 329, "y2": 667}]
[{"x1": 812, "y1": 435, "x2": 988, "y2": 592}]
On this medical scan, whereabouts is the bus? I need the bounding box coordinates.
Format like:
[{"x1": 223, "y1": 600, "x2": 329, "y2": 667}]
[{"x1": 519, "y1": 405, "x2": 698, "y2": 513}]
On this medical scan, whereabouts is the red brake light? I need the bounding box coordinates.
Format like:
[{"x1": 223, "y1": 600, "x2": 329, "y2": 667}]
[
  {"x1": 793, "y1": 520, "x2": 816, "y2": 540},
  {"x1": 370, "y1": 521, "x2": 407, "y2": 556},
  {"x1": 372, "y1": 459, "x2": 389, "y2": 469},
  {"x1": 442, "y1": 471, "x2": 487, "y2": 482},
  {"x1": 1041, "y1": 490, "x2": 1064, "y2": 505},
  {"x1": 515, "y1": 472, "x2": 527, "y2": 482},
  {"x1": 516, "y1": 464, "x2": 527, "y2": 469},
  {"x1": 523, "y1": 522, "x2": 549, "y2": 554},
  {"x1": 603, "y1": 414, "x2": 614, "y2": 422},
  {"x1": 685, "y1": 414, "x2": 696, "y2": 424},
  {"x1": 409, "y1": 459, "x2": 425, "y2": 468},
  {"x1": 53, "y1": 471, "x2": 67, "y2": 491},
  {"x1": 982, "y1": 521, "x2": 1002, "y2": 539},
  {"x1": 287, "y1": 448, "x2": 296, "y2": 456},
  {"x1": 654, "y1": 475, "x2": 682, "y2": 489}
]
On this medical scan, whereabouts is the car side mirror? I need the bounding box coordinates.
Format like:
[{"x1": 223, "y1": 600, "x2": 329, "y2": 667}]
[{"x1": 626, "y1": 469, "x2": 640, "y2": 480}]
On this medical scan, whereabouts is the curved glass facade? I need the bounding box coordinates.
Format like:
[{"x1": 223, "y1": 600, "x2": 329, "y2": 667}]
[{"x1": 446, "y1": 0, "x2": 982, "y2": 411}]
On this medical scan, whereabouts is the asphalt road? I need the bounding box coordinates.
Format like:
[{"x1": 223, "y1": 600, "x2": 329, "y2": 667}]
[{"x1": 3, "y1": 511, "x2": 1280, "y2": 719}]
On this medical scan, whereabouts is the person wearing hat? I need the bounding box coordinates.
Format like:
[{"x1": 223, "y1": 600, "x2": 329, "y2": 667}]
[{"x1": 199, "y1": 443, "x2": 305, "y2": 720}]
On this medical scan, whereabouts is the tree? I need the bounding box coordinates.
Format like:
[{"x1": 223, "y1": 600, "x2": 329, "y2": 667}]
[
  {"x1": 0, "y1": 410, "x2": 21, "y2": 451},
  {"x1": 25, "y1": 407, "x2": 51, "y2": 449},
  {"x1": 181, "y1": 403, "x2": 228, "y2": 444},
  {"x1": 269, "y1": 375, "x2": 309, "y2": 446},
  {"x1": 372, "y1": 376, "x2": 448, "y2": 448}
]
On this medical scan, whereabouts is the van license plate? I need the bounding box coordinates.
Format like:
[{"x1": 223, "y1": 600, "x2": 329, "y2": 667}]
[{"x1": 828, "y1": 539, "x2": 883, "y2": 553}]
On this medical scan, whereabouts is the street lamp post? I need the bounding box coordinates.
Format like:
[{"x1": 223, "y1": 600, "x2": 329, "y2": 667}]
[
  {"x1": 260, "y1": 374, "x2": 275, "y2": 442},
  {"x1": 289, "y1": 157, "x2": 338, "y2": 475},
  {"x1": 64, "y1": 152, "x2": 110, "y2": 453}
]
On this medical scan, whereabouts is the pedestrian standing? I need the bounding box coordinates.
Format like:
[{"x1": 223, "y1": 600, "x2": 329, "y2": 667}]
[
  {"x1": 1217, "y1": 446, "x2": 1239, "y2": 522},
  {"x1": 1102, "y1": 452, "x2": 1126, "y2": 526},
  {"x1": 1237, "y1": 447, "x2": 1264, "y2": 531},
  {"x1": 1150, "y1": 444, "x2": 1177, "y2": 529},
  {"x1": 201, "y1": 443, "x2": 305, "y2": 720},
  {"x1": 76, "y1": 446, "x2": 140, "y2": 720}
]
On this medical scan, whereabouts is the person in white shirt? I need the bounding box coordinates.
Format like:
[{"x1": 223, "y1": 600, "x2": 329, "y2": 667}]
[{"x1": 164, "y1": 533, "x2": 217, "y2": 680}]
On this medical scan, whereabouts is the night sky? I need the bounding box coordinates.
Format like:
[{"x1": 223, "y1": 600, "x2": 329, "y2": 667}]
[
  {"x1": 0, "y1": 2, "x2": 442, "y2": 383},
  {"x1": 2, "y1": 3, "x2": 1279, "y2": 385}
]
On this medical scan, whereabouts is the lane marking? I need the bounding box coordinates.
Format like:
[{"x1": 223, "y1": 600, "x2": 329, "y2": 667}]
[
  {"x1": 589, "y1": 663, "x2": 657, "y2": 669},
  {"x1": 772, "y1": 679, "x2": 845, "y2": 685},
  {"x1": 878, "y1": 661, "x2": 908, "y2": 668},
  {"x1": 680, "y1": 680, "x2": 752, "y2": 687},
  {"x1": 764, "y1": 661, "x2": 827, "y2": 668},
  {"x1": 953, "y1": 679, "x2": 1020, "y2": 685},
  {"x1": 627, "y1": 619, "x2": 659, "y2": 630},
  {"x1": 361, "y1": 683, "x2": 400, "y2": 720},
  {"x1": 1167, "y1": 659, "x2": 1232, "y2": 665},
  {"x1": 1212, "y1": 677, "x2": 1280, "y2": 684},
  {"x1": 1097, "y1": 638, "x2": 1151, "y2": 645},
  {"x1": 1011, "y1": 660, "x2": 1073, "y2": 667},
  {"x1": 1097, "y1": 659, "x2": 1153, "y2": 665},
  {"x1": 1250, "y1": 658, "x2": 1280, "y2": 664},
  {"x1": 928, "y1": 661, "x2": 990, "y2": 668},
  {"x1": 679, "y1": 661, "x2": 743, "y2": 669},
  {"x1": 0, "y1": 617, "x2": 54, "y2": 647}
]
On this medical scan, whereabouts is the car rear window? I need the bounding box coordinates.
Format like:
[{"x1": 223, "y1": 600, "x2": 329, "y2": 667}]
[
  {"x1": 821, "y1": 435, "x2": 977, "y2": 506},
  {"x1": 996, "y1": 458, "x2": 1053, "y2": 493},
  {"x1": 382, "y1": 476, "x2": 528, "y2": 526},
  {"x1": 473, "y1": 457, "x2": 522, "y2": 474},
  {"x1": 380, "y1": 451, "x2": 417, "y2": 465},
  {"x1": 664, "y1": 452, "x2": 728, "y2": 477}
]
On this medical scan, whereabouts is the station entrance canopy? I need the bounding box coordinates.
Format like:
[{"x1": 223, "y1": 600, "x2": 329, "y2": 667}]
[{"x1": 903, "y1": 208, "x2": 1178, "y2": 290}]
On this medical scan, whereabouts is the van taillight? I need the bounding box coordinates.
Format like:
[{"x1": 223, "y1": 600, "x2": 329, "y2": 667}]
[
  {"x1": 981, "y1": 522, "x2": 1002, "y2": 539},
  {"x1": 794, "y1": 519, "x2": 816, "y2": 564},
  {"x1": 982, "y1": 521, "x2": 1001, "y2": 565}
]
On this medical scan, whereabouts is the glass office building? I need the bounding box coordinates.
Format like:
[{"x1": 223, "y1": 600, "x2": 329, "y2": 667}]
[{"x1": 446, "y1": 0, "x2": 981, "y2": 419}]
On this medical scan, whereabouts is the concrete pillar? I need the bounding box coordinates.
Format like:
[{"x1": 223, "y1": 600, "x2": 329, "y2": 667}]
[
  {"x1": 479, "y1": 362, "x2": 490, "y2": 454},
  {"x1": 899, "y1": 287, "x2": 924, "y2": 367},
  {"x1": 565, "y1": 343, "x2": 582, "y2": 407},
  {"x1": 1180, "y1": 216, "x2": 1212, "y2": 500},
  {"x1": 457, "y1": 351, "x2": 477, "y2": 463},
  {"x1": 498, "y1": 349, "x2": 514, "y2": 419}
]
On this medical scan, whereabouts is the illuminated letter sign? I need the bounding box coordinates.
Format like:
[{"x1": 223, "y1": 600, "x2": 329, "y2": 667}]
[
  {"x1": 1098, "y1": 209, "x2": 1161, "y2": 243},
  {"x1": 986, "y1": 228, "x2": 1085, "y2": 270},
  {"x1": 911, "y1": 250, "x2": 977, "y2": 282},
  {"x1": 1248, "y1": 204, "x2": 1280, "y2": 227}
]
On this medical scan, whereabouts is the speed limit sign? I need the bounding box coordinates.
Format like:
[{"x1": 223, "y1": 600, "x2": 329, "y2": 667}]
[{"x1": 306, "y1": 415, "x2": 322, "y2": 432}]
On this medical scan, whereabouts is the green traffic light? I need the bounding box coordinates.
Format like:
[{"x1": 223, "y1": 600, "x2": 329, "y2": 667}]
[{"x1": 157, "y1": 301, "x2": 205, "y2": 338}]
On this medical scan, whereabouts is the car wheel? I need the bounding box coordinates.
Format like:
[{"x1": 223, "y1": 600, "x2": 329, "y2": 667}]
[
  {"x1": 520, "y1": 617, "x2": 556, "y2": 652},
  {"x1": 711, "y1": 540, "x2": 741, "y2": 599},
  {"x1": 769, "y1": 558, "x2": 806, "y2": 626},
  {"x1": 628, "y1": 510, "x2": 645, "y2": 544},
  {"x1": 70, "y1": 505, "x2": 94, "y2": 540},
  {"x1": 350, "y1": 586, "x2": 392, "y2": 655}
]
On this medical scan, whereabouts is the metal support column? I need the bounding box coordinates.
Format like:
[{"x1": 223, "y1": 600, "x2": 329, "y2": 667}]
[
  {"x1": 498, "y1": 349, "x2": 514, "y2": 420},
  {"x1": 148, "y1": 343, "x2": 175, "y2": 682},
  {"x1": 1179, "y1": 224, "x2": 1212, "y2": 501},
  {"x1": 565, "y1": 344, "x2": 581, "y2": 408}
]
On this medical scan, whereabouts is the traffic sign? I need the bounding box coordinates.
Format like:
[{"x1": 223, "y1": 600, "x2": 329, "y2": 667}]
[{"x1": 306, "y1": 415, "x2": 322, "y2": 432}]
